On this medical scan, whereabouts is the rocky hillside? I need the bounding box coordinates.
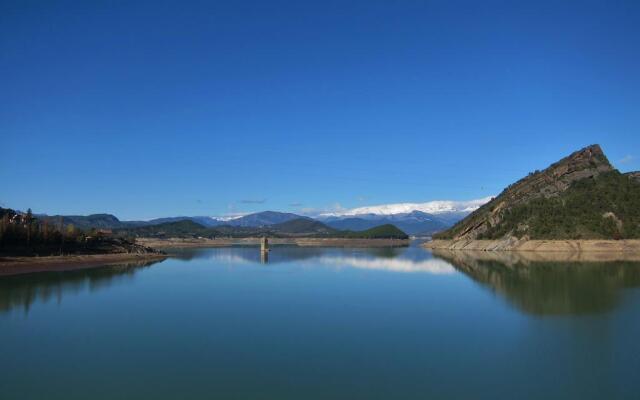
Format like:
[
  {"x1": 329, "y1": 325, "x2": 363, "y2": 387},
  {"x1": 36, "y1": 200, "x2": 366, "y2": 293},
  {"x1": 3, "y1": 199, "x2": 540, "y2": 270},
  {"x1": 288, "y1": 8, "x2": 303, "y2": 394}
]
[
  {"x1": 338, "y1": 224, "x2": 409, "y2": 240},
  {"x1": 435, "y1": 145, "x2": 640, "y2": 241},
  {"x1": 269, "y1": 218, "x2": 337, "y2": 235},
  {"x1": 626, "y1": 171, "x2": 640, "y2": 183}
]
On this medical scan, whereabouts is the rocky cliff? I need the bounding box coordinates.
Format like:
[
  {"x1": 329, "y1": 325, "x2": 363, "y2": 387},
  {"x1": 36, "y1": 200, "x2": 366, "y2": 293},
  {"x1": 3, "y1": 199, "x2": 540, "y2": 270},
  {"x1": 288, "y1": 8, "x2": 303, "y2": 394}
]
[{"x1": 435, "y1": 144, "x2": 627, "y2": 241}]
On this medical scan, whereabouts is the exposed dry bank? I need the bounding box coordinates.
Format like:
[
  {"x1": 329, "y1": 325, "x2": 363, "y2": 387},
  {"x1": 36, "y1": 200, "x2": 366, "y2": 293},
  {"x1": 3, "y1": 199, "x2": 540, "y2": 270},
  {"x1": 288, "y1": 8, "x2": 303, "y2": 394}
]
[
  {"x1": 429, "y1": 246, "x2": 640, "y2": 264},
  {"x1": 424, "y1": 239, "x2": 640, "y2": 254},
  {"x1": 0, "y1": 253, "x2": 168, "y2": 276}
]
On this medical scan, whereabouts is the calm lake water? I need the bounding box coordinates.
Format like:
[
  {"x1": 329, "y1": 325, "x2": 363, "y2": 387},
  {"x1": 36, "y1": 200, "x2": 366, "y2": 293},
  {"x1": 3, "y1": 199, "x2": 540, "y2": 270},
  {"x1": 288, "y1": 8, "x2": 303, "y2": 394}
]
[{"x1": 2, "y1": 243, "x2": 640, "y2": 399}]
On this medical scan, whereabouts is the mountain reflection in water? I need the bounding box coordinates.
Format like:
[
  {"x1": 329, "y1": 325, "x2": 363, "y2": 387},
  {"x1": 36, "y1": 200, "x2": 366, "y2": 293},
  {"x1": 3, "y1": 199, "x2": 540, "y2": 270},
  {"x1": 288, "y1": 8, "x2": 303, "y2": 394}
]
[
  {"x1": 3, "y1": 245, "x2": 640, "y2": 317},
  {"x1": 168, "y1": 245, "x2": 455, "y2": 274},
  {"x1": 2, "y1": 245, "x2": 640, "y2": 399},
  {"x1": 431, "y1": 249, "x2": 640, "y2": 316}
]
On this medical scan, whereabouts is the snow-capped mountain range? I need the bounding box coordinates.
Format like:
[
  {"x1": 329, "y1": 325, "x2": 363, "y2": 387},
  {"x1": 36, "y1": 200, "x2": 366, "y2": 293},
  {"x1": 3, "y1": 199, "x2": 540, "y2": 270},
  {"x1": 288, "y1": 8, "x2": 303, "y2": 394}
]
[
  {"x1": 318, "y1": 197, "x2": 493, "y2": 218},
  {"x1": 195, "y1": 197, "x2": 493, "y2": 236},
  {"x1": 45, "y1": 197, "x2": 492, "y2": 236}
]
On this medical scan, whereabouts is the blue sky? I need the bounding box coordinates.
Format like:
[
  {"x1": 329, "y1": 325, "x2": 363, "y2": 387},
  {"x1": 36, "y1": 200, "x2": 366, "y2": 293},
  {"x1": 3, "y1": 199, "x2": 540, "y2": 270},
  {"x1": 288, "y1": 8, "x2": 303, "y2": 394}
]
[{"x1": 1, "y1": 0, "x2": 639, "y2": 220}]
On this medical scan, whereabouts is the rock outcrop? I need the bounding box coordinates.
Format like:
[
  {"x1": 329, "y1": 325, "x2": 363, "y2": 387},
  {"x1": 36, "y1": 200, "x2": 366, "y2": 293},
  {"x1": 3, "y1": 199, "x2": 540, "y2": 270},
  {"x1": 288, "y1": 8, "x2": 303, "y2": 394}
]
[
  {"x1": 436, "y1": 144, "x2": 614, "y2": 241},
  {"x1": 626, "y1": 171, "x2": 640, "y2": 183},
  {"x1": 425, "y1": 238, "x2": 640, "y2": 253}
]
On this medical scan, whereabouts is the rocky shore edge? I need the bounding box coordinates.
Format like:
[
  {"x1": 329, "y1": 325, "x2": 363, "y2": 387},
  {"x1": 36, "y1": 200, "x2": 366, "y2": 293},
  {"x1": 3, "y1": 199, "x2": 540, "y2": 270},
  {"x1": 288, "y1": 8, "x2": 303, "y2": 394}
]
[
  {"x1": 0, "y1": 252, "x2": 168, "y2": 276},
  {"x1": 424, "y1": 238, "x2": 640, "y2": 253}
]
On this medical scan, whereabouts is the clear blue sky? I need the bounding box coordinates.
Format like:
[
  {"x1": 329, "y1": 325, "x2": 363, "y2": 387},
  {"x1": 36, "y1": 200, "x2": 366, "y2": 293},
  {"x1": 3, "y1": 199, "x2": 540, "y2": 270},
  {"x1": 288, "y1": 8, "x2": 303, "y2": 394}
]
[{"x1": 1, "y1": 0, "x2": 639, "y2": 220}]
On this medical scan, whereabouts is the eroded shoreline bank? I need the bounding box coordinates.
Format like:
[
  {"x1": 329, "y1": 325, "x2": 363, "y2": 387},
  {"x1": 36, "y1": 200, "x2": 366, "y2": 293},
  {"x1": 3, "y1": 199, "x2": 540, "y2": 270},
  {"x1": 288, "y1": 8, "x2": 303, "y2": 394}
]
[
  {"x1": 424, "y1": 239, "x2": 640, "y2": 254},
  {"x1": 429, "y1": 247, "x2": 640, "y2": 264},
  {"x1": 0, "y1": 253, "x2": 168, "y2": 276}
]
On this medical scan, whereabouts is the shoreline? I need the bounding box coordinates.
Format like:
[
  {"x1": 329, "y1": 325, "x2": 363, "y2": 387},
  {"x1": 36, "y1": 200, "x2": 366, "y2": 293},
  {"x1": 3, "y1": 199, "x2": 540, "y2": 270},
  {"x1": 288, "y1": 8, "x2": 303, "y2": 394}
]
[
  {"x1": 424, "y1": 239, "x2": 640, "y2": 253},
  {"x1": 137, "y1": 237, "x2": 410, "y2": 249},
  {"x1": 430, "y1": 247, "x2": 640, "y2": 264},
  {"x1": 0, "y1": 253, "x2": 168, "y2": 276}
]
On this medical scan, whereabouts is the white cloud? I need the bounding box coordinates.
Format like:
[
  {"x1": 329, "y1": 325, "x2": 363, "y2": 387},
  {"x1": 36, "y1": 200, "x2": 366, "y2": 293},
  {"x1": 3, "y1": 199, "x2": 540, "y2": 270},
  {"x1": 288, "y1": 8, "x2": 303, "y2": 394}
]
[
  {"x1": 317, "y1": 196, "x2": 493, "y2": 217},
  {"x1": 319, "y1": 255, "x2": 456, "y2": 274},
  {"x1": 208, "y1": 196, "x2": 493, "y2": 221},
  {"x1": 214, "y1": 213, "x2": 248, "y2": 221},
  {"x1": 619, "y1": 155, "x2": 634, "y2": 164}
]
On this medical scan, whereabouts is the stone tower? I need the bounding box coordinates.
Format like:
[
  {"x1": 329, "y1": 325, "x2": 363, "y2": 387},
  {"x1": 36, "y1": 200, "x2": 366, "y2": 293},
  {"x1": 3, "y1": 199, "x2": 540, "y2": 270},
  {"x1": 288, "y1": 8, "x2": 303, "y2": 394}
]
[{"x1": 260, "y1": 236, "x2": 269, "y2": 253}]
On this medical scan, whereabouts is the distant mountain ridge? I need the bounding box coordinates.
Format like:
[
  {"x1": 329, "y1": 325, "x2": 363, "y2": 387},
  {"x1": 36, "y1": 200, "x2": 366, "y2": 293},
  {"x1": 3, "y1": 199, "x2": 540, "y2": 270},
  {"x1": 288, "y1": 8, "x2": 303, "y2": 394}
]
[
  {"x1": 316, "y1": 198, "x2": 489, "y2": 235},
  {"x1": 142, "y1": 216, "x2": 219, "y2": 227},
  {"x1": 41, "y1": 213, "x2": 142, "y2": 230},
  {"x1": 35, "y1": 211, "x2": 304, "y2": 230},
  {"x1": 321, "y1": 211, "x2": 451, "y2": 235},
  {"x1": 269, "y1": 218, "x2": 336, "y2": 235},
  {"x1": 34, "y1": 207, "x2": 471, "y2": 236},
  {"x1": 223, "y1": 211, "x2": 304, "y2": 227},
  {"x1": 116, "y1": 218, "x2": 408, "y2": 239}
]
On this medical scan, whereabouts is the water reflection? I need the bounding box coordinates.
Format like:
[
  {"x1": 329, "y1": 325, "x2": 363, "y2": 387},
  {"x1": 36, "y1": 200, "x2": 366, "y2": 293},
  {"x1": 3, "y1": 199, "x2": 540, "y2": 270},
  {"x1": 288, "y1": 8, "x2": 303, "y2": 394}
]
[
  {"x1": 431, "y1": 249, "x2": 640, "y2": 315},
  {"x1": 168, "y1": 246, "x2": 327, "y2": 263},
  {"x1": 318, "y1": 254, "x2": 454, "y2": 274},
  {"x1": 5, "y1": 246, "x2": 640, "y2": 317},
  {"x1": 167, "y1": 245, "x2": 454, "y2": 274},
  {"x1": 0, "y1": 259, "x2": 163, "y2": 314}
]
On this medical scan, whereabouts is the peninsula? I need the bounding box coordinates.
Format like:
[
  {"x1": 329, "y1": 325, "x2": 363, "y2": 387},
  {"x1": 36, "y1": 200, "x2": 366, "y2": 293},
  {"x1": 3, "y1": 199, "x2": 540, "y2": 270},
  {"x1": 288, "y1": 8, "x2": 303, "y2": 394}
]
[{"x1": 0, "y1": 207, "x2": 167, "y2": 271}]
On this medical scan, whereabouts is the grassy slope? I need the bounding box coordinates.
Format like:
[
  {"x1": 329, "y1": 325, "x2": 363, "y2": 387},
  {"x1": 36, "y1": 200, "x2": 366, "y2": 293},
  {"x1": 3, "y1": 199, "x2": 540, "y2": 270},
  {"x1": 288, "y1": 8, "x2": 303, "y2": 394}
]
[
  {"x1": 336, "y1": 224, "x2": 409, "y2": 240},
  {"x1": 270, "y1": 218, "x2": 337, "y2": 234},
  {"x1": 117, "y1": 218, "x2": 409, "y2": 239}
]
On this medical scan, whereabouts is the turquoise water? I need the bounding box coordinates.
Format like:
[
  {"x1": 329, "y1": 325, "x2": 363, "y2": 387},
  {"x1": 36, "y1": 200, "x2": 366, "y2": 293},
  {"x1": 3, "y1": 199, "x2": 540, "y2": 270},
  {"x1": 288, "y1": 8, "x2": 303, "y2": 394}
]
[{"x1": 2, "y1": 244, "x2": 640, "y2": 399}]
